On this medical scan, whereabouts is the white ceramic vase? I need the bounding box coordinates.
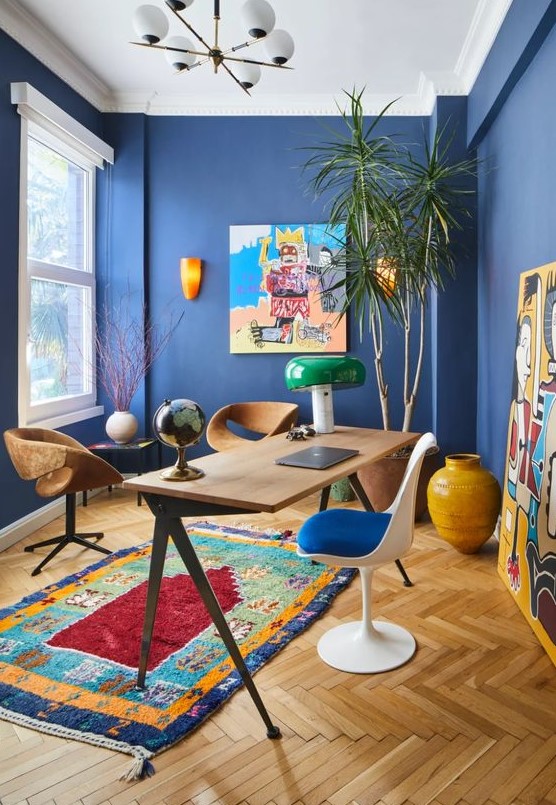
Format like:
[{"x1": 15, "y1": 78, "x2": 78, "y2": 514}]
[{"x1": 105, "y1": 411, "x2": 138, "y2": 444}]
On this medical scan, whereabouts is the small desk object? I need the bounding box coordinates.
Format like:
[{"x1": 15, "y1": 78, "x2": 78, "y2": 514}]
[
  {"x1": 124, "y1": 426, "x2": 418, "y2": 738},
  {"x1": 86, "y1": 438, "x2": 162, "y2": 505}
]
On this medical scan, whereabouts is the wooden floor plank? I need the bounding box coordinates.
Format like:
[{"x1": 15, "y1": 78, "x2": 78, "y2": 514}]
[{"x1": 0, "y1": 488, "x2": 554, "y2": 805}]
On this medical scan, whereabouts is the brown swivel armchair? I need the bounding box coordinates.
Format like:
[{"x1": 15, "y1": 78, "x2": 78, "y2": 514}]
[
  {"x1": 206, "y1": 401, "x2": 299, "y2": 452},
  {"x1": 4, "y1": 428, "x2": 124, "y2": 576}
]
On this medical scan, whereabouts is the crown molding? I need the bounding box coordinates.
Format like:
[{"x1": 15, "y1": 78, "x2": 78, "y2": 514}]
[
  {"x1": 0, "y1": 0, "x2": 512, "y2": 117},
  {"x1": 0, "y1": 0, "x2": 112, "y2": 111},
  {"x1": 107, "y1": 88, "x2": 444, "y2": 117},
  {"x1": 455, "y1": 0, "x2": 514, "y2": 92}
]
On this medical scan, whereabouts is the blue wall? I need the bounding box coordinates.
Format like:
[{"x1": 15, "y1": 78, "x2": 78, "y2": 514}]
[
  {"x1": 429, "y1": 97, "x2": 478, "y2": 456},
  {"x1": 0, "y1": 31, "x2": 107, "y2": 526},
  {"x1": 97, "y1": 115, "x2": 149, "y2": 432},
  {"x1": 142, "y1": 114, "x2": 432, "y2": 444},
  {"x1": 471, "y1": 0, "x2": 556, "y2": 483},
  {"x1": 127, "y1": 108, "x2": 476, "y2": 464},
  {"x1": 0, "y1": 28, "x2": 478, "y2": 527}
]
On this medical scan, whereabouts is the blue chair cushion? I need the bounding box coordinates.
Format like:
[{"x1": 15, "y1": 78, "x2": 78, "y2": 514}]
[{"x1": 297, "y1": 509, "x2": 392, "y2": 558}]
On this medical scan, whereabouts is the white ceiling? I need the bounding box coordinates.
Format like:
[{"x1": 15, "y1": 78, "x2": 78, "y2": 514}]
[{"x1": 0, "y1": 0, "x2": 513, "y2": 116}]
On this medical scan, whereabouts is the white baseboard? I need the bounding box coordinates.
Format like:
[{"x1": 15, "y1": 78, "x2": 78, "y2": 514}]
[{"x1": 0, "y1": 489, "x2": 101, "y2": 553}]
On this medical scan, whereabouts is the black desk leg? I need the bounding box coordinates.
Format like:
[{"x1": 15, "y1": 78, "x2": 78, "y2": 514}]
[
  {"x1": 319, "y1": 485, "x2": 331, "y2": 512},
  {"x1": 137, "y1": 514, "x2": 280, "y2": 739},
  {"x1": 135, "y1": 519, "x2": 170, "y2": 690},
  {"x1": 347, "y1": 473, "x2": 413, "y2": 587}
]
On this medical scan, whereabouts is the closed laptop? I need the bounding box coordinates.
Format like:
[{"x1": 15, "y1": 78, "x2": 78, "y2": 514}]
[{"x1": 275, "y1": 446, "x2": 359, "y2": 470}]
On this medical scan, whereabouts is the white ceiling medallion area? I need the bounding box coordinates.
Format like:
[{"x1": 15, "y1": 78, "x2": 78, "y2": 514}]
[{"x1": 0, "y1": 0, "x2": 512, "y2": 116}]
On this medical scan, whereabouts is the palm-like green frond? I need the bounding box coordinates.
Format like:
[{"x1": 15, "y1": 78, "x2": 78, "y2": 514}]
[{"x1": 300, "y1": 88, "x2": 477, "y2": 431}]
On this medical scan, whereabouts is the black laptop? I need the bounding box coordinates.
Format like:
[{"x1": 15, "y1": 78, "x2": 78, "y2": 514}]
[{"x1": 275, "y1": 445, "x2": 359, "y2": 470}]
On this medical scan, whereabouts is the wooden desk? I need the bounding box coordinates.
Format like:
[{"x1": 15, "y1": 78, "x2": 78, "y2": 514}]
[{"x1": 123, "y1": 426, "x2": 418, "y2": 738}]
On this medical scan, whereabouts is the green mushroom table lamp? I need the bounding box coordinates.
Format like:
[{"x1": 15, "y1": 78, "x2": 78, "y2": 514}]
[{"x1": 284, "y1": 355, "x2": 366, "y2": 433}]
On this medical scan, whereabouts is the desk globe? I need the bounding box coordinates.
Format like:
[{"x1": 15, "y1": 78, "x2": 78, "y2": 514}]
[{"x1": 153, "y1": 398, "x2": 206, "y2": 481}]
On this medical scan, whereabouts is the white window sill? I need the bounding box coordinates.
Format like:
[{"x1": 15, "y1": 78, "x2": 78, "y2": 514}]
[{"x1": 25, "y1": 405, "x2": 104, "y2": 430}]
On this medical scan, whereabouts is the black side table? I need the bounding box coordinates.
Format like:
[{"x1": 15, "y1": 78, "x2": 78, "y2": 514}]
[{"x1": 84, "y1": 438, "x2": 162, "y2": 506}]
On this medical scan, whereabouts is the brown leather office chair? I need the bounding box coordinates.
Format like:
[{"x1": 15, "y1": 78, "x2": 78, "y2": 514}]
[
  {"x1": 4, "y1": 428, "x2": 124, "y2": 576},
  {"x1": 206, "y1": 401, "x2": 299, "y2": 451}
]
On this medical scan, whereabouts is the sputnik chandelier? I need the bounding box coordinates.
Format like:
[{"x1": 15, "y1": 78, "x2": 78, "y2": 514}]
[{"x1": 132, "y1": 0, "x2": 294, "y2": 94}]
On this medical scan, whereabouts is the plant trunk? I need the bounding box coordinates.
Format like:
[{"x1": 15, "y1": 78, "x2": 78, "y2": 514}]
[
  {"x1": 371, "y1": 312, "x2": 390, "y2": 430},
  {"x1": 402, "y1": 286, "x2": 411, "y2": 431},
  {"x1": 402, "y1": 297, "x2": 426, "y2": 432}
]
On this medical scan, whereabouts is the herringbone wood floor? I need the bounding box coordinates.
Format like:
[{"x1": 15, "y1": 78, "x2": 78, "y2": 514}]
[{"x1": 0, "y1": 487, "x2": 555, "y2": 805}]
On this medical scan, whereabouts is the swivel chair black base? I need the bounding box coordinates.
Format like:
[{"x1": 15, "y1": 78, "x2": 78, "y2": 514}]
[{"x1": 24, "y1": 493, "x2": 111, "y2": 576}]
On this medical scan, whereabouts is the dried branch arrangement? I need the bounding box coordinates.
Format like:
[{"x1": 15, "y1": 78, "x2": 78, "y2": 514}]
[{"x1": 96, "y1": 293, "x2": 183, "y2": 412}]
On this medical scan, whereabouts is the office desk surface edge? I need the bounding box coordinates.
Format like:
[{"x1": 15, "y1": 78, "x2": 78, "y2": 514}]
[{"x1": 123, "y1": 427, "x2": 419, "y2": 513}]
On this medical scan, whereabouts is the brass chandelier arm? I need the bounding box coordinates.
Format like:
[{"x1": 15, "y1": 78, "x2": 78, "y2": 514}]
[
  {"x1": 218, "y1": 39, "x2": 292, "y2": 68},
  {"x1": 132, "y1": 41, "x2": 210, "y2": 60},
  {"x1": 165, "y1": 2, "x2": 214, "y2": 55},
  {"x1": 131, "y1": 41, "x2": 289, "y2": 75},
  {"x1": 223, "y1": 54, "x2": 293, "y2": 69},
  {"x1": 221, "y1": 37, "x2": 269, "y2": 56},
  {"x1": 213, "y1": 0, "x2": 220, "y2": 52},
  {"x1": 177, "y1": 56, "x2": 212, "y2": 71},
  {"x1": 220, "y1": 60, "x2": 252, "y2": 96}
]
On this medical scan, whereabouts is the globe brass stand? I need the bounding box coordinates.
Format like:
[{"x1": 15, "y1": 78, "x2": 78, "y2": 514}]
[{"x1": 160, "y1": 446, "x2": 204, "y2": 481}]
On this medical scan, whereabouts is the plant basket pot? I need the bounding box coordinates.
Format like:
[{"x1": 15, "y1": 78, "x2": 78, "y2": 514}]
[
  {"x1": 330, "y1": 477, "x2": 356, "y2": 502},
  {"x1": 357, "y1": 444, "x2": 441, "y2": 520}
]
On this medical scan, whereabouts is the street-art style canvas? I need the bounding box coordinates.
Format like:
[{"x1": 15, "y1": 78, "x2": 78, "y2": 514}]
[
  {"x1": 499, "y1": 262, "x2": 556, "y2": 665},
  {"x1": 229, "y1": 224, "x2": 346, "y2": 354}
]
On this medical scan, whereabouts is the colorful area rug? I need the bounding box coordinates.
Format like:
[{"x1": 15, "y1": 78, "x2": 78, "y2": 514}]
[{"x1": 0, "y1": 522, "x2": 354, "y2": 779}]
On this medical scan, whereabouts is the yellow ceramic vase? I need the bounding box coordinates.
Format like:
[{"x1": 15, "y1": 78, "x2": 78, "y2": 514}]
[{"x1": 427, "y1": 454, "x2": 502, "y2": 554}]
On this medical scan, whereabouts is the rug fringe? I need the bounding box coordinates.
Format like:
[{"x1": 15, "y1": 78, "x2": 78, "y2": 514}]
[
  {"x1": 120, "y1": 756, "x2": 155, "y2": 781},
  {"x1": 0, "y1": 705, "x2": 156, "y2": 781}
]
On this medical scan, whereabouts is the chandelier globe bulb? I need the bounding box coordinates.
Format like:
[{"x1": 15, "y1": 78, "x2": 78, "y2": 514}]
[
  {"x1": 133, "y1": 5, "x2": 169, "y2": 44},
  {"x1": 264, "y1": 28, "x2": 294, "y2": 65},
  {"x1": 241, "y1": 0, "x2": 276, "y2": 39},
  {"x1": 164, "y1": 35, "x2": 197, "y2": 70},
  {"x1": 235, "y1": 62, "x2": 262, "y2": 90},
  {"x1": 165, "y1": 0, "x2": 195, "y2": 10}
]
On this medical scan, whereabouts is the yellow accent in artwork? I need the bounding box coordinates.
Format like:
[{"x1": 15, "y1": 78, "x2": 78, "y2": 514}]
[{"x1": 275, "y1": 226, "x2": 305, "y2": 246}]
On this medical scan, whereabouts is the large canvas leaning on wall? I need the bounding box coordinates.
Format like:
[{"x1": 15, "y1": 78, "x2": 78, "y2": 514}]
[
  {"x1": 498, "y1": 262, "x2": 556, "y2": 665},
  {"x1": 229, "y1": 223, "x2": 346, "y2": 354}
]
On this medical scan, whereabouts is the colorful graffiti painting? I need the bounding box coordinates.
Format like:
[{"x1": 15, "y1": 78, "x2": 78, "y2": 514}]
[
  {"x1": 229, "y1": 223, "x2": 346, "y2": 354},
  {"x1": 498, "y1": 262, "x2": 556, "y2": 665}
]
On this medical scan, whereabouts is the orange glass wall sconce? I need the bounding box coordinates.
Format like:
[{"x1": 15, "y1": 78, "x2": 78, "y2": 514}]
[{"x1": 180, "y1": 257, "x2": 202, "y2": 300}]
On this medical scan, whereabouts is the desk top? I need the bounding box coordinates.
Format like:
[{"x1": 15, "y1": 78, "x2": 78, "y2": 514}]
[{"x1": 123, "y1": 426, "x2": 418, "y2": 514}]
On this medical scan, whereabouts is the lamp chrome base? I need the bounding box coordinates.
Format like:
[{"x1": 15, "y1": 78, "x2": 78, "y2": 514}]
[
  {"x1": 311, "y1": 384, "x2": 334, "y2": 433},
  {"x1": 317, "y1": 620, "x2": 416, "y2": 674},
  {"x1": 159, "y1": 465, "x2": 205, "y2": 481}
]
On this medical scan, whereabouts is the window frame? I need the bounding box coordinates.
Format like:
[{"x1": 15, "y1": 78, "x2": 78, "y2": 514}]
[{"x1": 12, "y1": 83, "x2": 113, "y2": 428}]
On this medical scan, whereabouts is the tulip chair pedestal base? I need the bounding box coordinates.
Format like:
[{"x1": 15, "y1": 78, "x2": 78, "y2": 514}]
[{"x1": 317, "y1": 621, "x2": 416, "y2": 674}]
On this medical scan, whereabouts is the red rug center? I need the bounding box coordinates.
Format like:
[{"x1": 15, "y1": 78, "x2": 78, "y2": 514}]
[{"x1": 48, "y1": 566, "x2": 242, "y2": 671}]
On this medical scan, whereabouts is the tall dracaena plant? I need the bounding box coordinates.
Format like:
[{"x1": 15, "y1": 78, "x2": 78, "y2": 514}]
[{"x1": 303, "y1": 88, "x2": 477, "y2": 432}]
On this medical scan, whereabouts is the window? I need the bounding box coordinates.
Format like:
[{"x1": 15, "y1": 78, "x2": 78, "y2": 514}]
[{"x1": 12, "y1": 83, "x2": 113, "y2": 427}]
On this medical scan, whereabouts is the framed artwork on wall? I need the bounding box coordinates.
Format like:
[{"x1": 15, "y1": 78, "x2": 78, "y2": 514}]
[
  {"x1": 498, "y1": 261, "x2": 556, "y2": 666},
  {"x1": 229, "y1": 223, "x2": 346, "y2": 354}
]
